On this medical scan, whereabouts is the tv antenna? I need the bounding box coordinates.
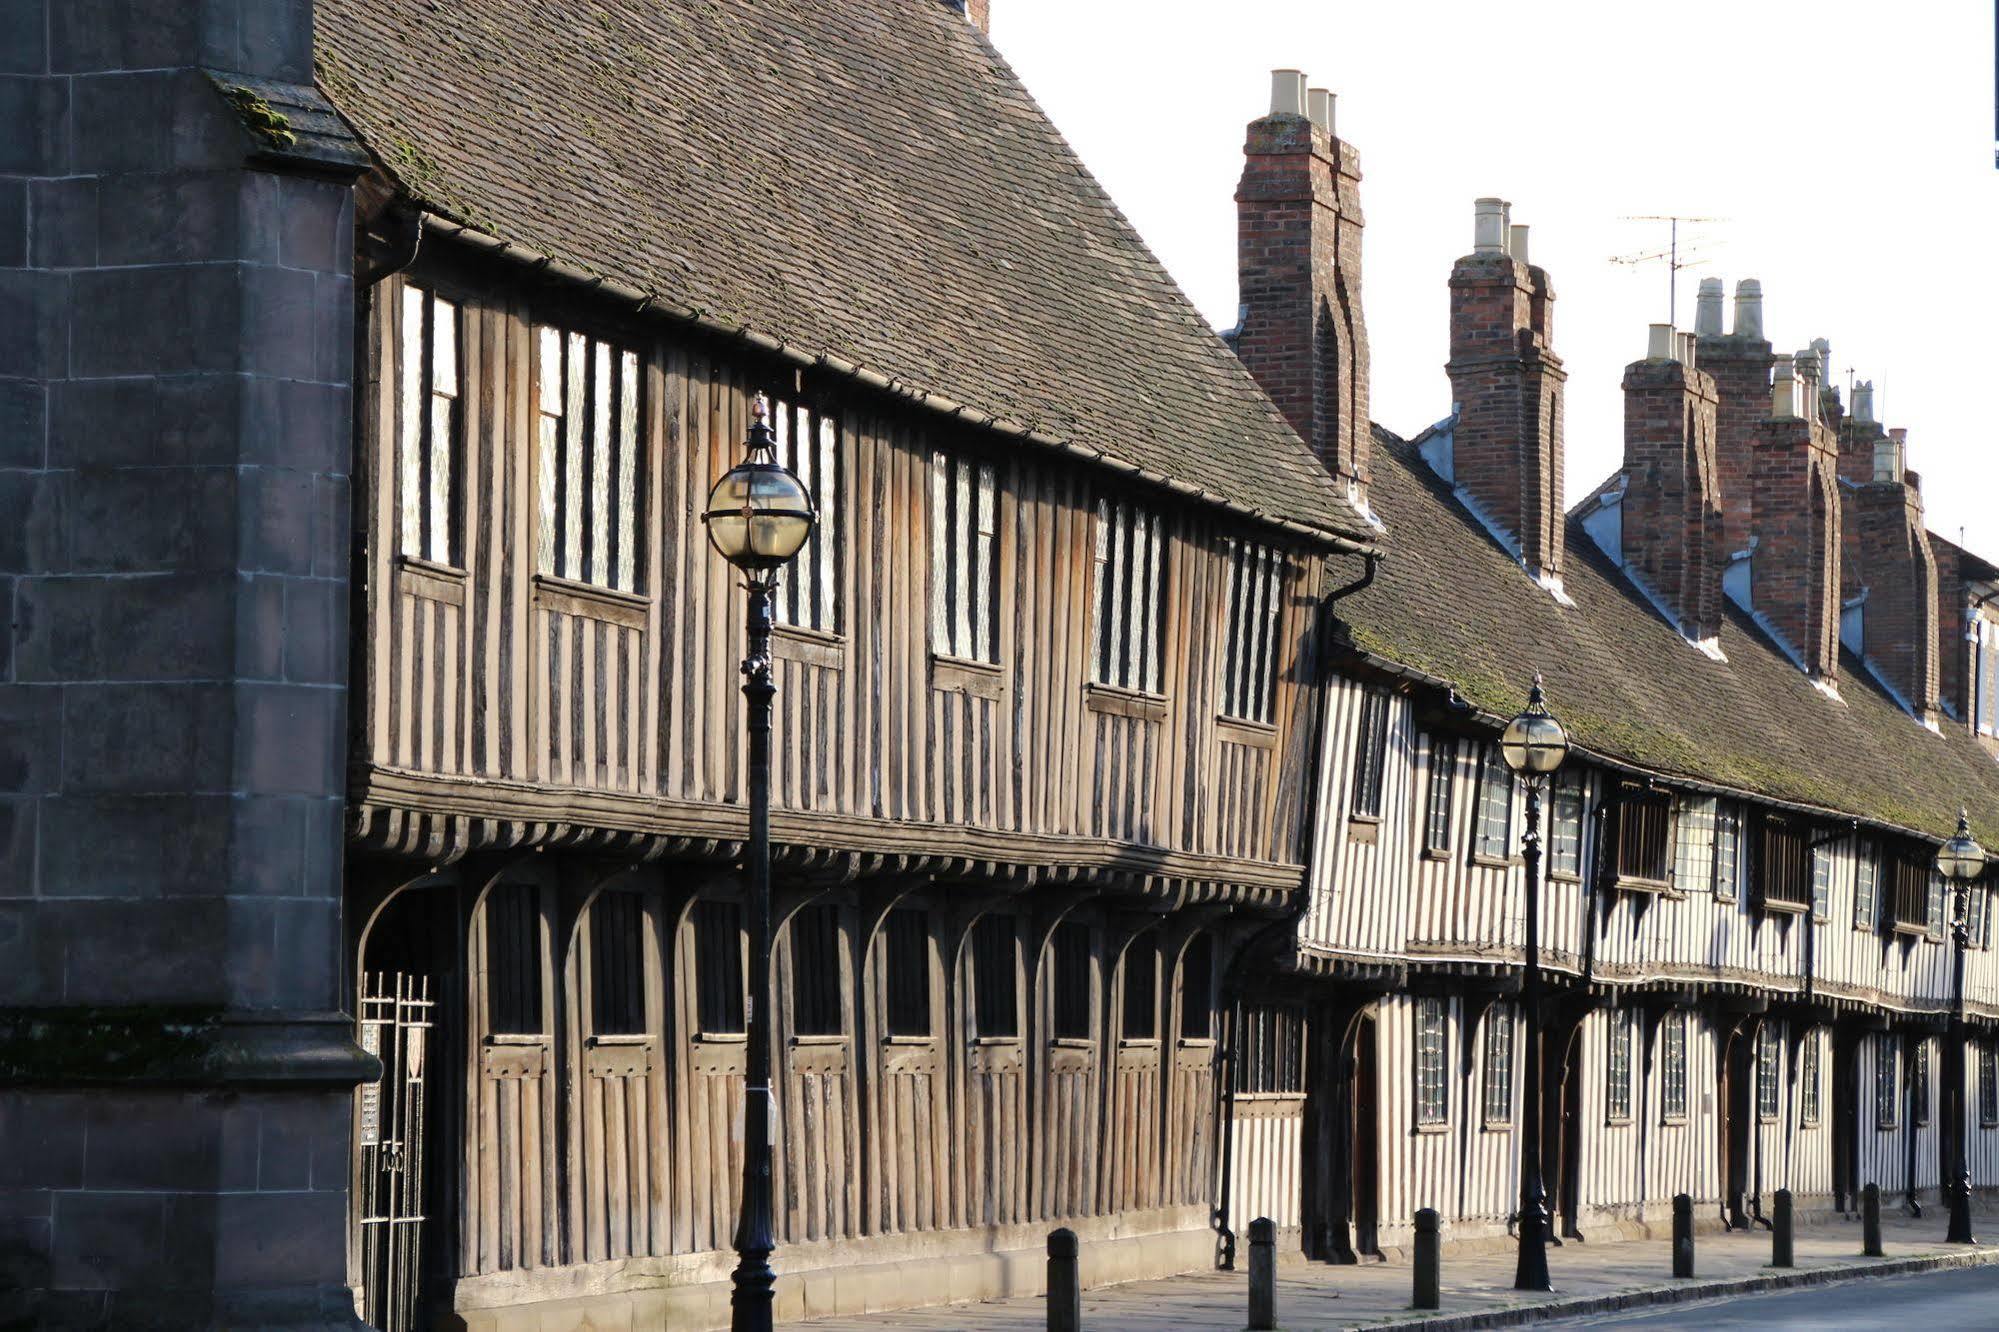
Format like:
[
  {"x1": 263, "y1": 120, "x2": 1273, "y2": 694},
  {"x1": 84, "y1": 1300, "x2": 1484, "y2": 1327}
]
[{"x1": 1611, "y1": 215, "x2": 1727, "y2": 329}]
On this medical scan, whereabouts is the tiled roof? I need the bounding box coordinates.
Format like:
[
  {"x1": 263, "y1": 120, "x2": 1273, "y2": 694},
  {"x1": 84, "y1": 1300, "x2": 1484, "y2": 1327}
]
[
  {"x1": 1341, "y1": 427, "x2": 1999, "y2": 848},
  {"x1": 312, "y1": 0, "x2": 1366, "y2": 541}
]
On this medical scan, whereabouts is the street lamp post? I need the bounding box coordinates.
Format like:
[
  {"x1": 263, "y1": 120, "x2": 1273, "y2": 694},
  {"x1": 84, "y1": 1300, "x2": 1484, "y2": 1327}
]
[
  {"x1": 703, "y1": 394, "x2": 818, "y2": 1332},
  {"x1": 1937, "y1": 809, "x2": 1988, "y2": 1246},
  {"x1": 1500, "y1": 674, "x2": 1570, "y2": 1293}
]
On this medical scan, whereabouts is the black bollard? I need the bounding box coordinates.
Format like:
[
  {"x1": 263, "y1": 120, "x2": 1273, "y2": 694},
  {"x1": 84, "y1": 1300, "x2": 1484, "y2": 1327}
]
[
  {"x1": 1414, "y1": 1207, "x2": 1441, "y2": 1310},
  {"x1": 1047, "y1": 1228, "x2": 1080, "y2": 1332},
  {"x1": 1247, "y1": 1216, "x2": 1276, "y2": 1331},
  {"x1": 1672, "y1": 1193, "x2": 1694, "y2": 1277},
  {"x1": 1863, "y1": 1183, "x2": 1883, "y2": 1257},
  {"x1": 1772, "y1": 1189, "x2": 1794, "y2": 1268}
]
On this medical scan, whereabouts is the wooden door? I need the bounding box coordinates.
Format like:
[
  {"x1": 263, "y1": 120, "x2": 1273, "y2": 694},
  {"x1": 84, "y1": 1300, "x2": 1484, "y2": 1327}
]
[
  {"x1": 776, "y1": 902, "x2": 858, "y2": 1245},
  {"x1": 675, "y1": 896, "x2": 747, "y2": 1255},
  {"x1": 1349, "y1": 1013, "x2": 1379, "y2": 1256},
  {"x1": 1833, "y1": 1033, "x2": 1859, "y2": 1212},
  {"x1": 569, "y1": 889, "x2": 668, "y2": 1263},
  {"x1": 960, "y1": 913, "x2": 1029, "y2": 1227},
  {"x1": 1556, "y1": 1018, "x2": 1584, "y2": 1240},
  {"x1": 466, "y1": 878, "x2": 560, "y2": 1274},
  {"x1": 1722, "y1": 1024, "x2": 1752, "y2": 1228},
  {"x1": 1039, "y1": 919, "x2": 1099, "y2": 1220}
]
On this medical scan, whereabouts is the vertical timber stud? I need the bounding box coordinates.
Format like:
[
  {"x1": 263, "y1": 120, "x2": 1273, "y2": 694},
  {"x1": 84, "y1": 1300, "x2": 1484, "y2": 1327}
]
[
  {"x1": 0, "y1": 2, "x2": 376, "y2": 1327},
  {"x1": 1413, "y1": 1208, "x2": 1442, "y2": 1310},
  {"x1": 1672, "y1": 1193, "x2": 1694, "y2": 1277},
  {"x1": 1047, "y1": 1228, "x2": 1081, "y2": 1332},
  {"x1": 1247, "y1": 1216, "x2": 1276, "y2": 1330},
  {"x1": 1772, "y1": 1189, "x2": 1794, "y2": 1267},
  {"x1": 1864, "y1": 1183, "x2": 1884, "y2": 1256}
]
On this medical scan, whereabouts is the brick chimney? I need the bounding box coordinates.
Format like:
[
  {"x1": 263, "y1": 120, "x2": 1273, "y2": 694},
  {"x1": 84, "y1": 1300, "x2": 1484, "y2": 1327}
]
[
  {"x1": 1620, "y1": 324, "x2": 1725, "y2": 642},
  {"x1": 1842, "y1": 427, "x2": 1941, "y2": 720},
  {"x1": 1446, "y1": 198, "x2": 1567, "y2": 590},
  {"x1": 945, "y1": 0, "x2": 991, "y2": 30},
  {"x1": 1235, "y1": 69, "x2": 1371, "y2": 498},
  {"x1": 1741, "y1": 351, "x2": 1844, "y2": 682},
  {"x1": 1696, "y1": 277, "x2": 1772, "y2": 555}
]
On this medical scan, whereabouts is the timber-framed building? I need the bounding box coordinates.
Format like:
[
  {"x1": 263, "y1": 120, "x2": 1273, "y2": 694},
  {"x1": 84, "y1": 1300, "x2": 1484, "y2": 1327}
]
[{"x1": 4, "y1": 3, "x2": 1998, "y2": 1330}]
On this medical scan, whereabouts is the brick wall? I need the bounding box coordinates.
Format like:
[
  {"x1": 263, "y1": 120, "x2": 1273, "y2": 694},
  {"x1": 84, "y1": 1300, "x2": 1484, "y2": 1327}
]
[
  {"x1": 1621, "y1": 356, "x2": 1723, "y2": 640},
  {"x1": 1749, "y1": 415, "x2": 1844, "y2": 681},
  {"x1": 1848, "y1": 479, "x2": 1940, "y2": 719},
  {"x1": 1447, "y1": 250, "x2": 1566, "y2": 582},
  {"x1": 1235, "y1": 110, "x2": 1370, "y2": 490},
  {"x1": 0, "y1": 3, "x2": 370, "y2": 1325}
]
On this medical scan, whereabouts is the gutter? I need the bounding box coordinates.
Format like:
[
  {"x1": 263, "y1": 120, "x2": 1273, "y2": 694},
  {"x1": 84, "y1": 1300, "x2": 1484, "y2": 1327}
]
[{"x1": 418, "y1": 214, "x2": 1381, "y2": 557}]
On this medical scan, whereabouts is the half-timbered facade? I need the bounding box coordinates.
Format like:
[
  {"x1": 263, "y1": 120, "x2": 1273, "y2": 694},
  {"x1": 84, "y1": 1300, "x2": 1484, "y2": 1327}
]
[
  {"x1": 316, "y1": 5, "x2": 1377, "y2": 1328},
  {"x1": 1218, "y1": 109, "x2": 1999, "y2": 1264}
]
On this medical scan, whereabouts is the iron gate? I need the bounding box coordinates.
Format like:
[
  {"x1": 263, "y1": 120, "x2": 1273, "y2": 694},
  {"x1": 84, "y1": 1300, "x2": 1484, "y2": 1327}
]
[{"x1": 358, "y1": 971, "x2": 432, "y2": 1332}]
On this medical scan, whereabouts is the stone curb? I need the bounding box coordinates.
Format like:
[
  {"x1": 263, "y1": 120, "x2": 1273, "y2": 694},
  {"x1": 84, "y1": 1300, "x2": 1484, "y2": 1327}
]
[{"x1": 1343, "y1": 1245, "x2": 1999, "y2": 1331}]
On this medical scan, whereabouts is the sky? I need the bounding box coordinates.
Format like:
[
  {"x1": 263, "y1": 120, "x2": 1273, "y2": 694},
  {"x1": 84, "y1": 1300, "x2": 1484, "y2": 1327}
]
[{"x1": 988, "y1": 0, "x2": 1999, "y2": 557}]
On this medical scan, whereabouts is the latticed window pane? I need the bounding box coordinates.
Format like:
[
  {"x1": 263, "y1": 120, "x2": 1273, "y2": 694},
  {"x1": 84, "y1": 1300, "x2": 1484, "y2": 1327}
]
[
  {"x1": 1549, "y1": 773, "x2": 1585, "y2": 877},
  {"x1": 1415, "y1": 997, "x2": 1448, "y2": 1126},
  {"x1": 1121, "y1": 936, "x2": 1157, "y2": 1040},
  {"x1": 1052, "y1": 923, "x2": 1092, "y2": 1040},
  {"x1": 1854, "y1": 843, "x2": 1879, "y2": 930},
  {"x1": 1090, "y1": 498, "x2": 1166, "y2": 693},
  {"x1": 1757, "y1": 1022, "x2": 1782, "y2": 1122},
  {"x1": 1220, "y1": 538, "x2": 1284, "y2": 723},
  {"x1": 788, "y1": 905, "x2": 843, "y2": 1038},
  {"x1": 1714, "y1": 802, "x2": 1741, "y2": 902},
  {"x1": 771, "y1": 395, "x2": 840, "y2": 631},
  {"x1": 1424, "y1": 737, "x2": 1455, "y2": 852},
  {"x1": 533, "y1": 325, "x2": 643, "y2": 592},
  {"x1": 1757, "y1": 816, "x2": 1810, "y2": 909},
  {"x1": 1662, "y1": 1011, "x2": 1688, "y2": 1120},
  {"x1": 1674, "y1": 797, "x2": 1716, "y2": 893},
  {"x1": 1980, "y1": 1044, "x2": 1997, "y2": 1126},
  {"x1": 1616, "y1": 788, "x2": 1673, "y2": 884},
  {"x1": 1236, "y1": 1003, "x2": 1306, "y2": 1094},
  {"x1": 1606, "y1": 1010, "x2": 1634, "y2": 1122},
  {"x1": 1482, "y1": 1005, "x2": 1513, "y2": 1125},
  {"x1": 1350, "y1": 689, "x2": 1391, "y2": 818},
  {"x1": 398, "y1": 286, "x2": 461, "y2": 566},
  {"x1": 1474, "y1": 749, "x2": 1514, "y2": 859},
  {"x1": 1876, "y1": 1035, "x2": 1899, "y2": 1128},
  {"x1": 1811, "y1": 847, "x2": 1832, "y2": 921},
  {"x1": 1914, "y1": 1039, "x2": 1932, "y2": 1125},
  {"x1": 1799, "y1": 1028, "x2": 1821, "y2": 1125},
  {"x1": 970, "y1": 914, "x2": 1018, "y2": 1038},
  {"x1": 1928, "y1": 872, "x2": 1948, "y2": 943},
  {"x1": 929, "y1": 451, "x2": 1000, "y2": 664}
]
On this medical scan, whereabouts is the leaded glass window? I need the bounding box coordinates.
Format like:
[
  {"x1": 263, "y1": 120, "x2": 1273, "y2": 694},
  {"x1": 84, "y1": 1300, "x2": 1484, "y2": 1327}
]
[
  {"x1": 1606, "y1": 1009, "x2": 1634, "y2": 1123},
  {"x1": 1483, "y1": 1005, "x2": 1513, "y2": 1125},
  {"x1": 1661, "y1": 1010, "x2": 1689, "y2": 1121},
  {"x1": 1474, "y1": 749, "x2": 1514, "y2": 860},
  {"x1": 1757, "y1": 1022, "x2": 1782, "y2": 1122},
  {"x1": 1416, "y1": 997, "x2": 1448, "y2": 1126},
  {"x1": 1424, "y1": 737, "x2": 1455, "y2": 853},
  {"x1": 1549, "y1": 773, "x2": 1585, "y2": 877},
  {"x1": 1675, "y1": 796, "x2": 1717, "y2": 894}
]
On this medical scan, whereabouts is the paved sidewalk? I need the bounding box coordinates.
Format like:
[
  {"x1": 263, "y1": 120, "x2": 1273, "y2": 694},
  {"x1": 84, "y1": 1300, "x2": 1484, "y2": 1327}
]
[{"x1": 803, "y1": 1213, "x2": 1999, "y2": 1330}]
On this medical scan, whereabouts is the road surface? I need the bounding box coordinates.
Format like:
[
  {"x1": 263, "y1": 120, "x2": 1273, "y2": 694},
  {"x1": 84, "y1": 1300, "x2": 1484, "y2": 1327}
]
[{"x1": 1545, "y1": 1262, "x2": 1999, "y2": 1328}]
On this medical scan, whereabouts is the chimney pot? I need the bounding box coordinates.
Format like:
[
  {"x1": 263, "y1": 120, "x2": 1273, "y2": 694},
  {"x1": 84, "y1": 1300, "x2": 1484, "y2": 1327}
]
[
  {"x1": 1508, "y1": 224, "x2": 1530, "y2": 264},
  {"x1": 1852, "y1": 379, "x2": 1875, "y2": 423},
  {"x1": 1308, "y1": 87, "x2": 1334, "y2": 136},
  {"x1": 1679, "y1": 331, "x2": 1698, "y2": 367},
  {"x1": 1770, "y1": 352, "x2": 1797, "y2": 417},
  {"x1": 1269, "y1": 69, "x2": 1307, "y2": 118},
  {"x1": 1647, "y1": 323, "x2": 1676, "y2": 361},
  {"x1": 1473, "y1": 198, "x2": 1507, "y2": 254},
  {"x1": 1733, "y1": 278, "x2": 1764, "y2": 340},
  {"x1": 1695, "y1": 277, "x2": 1725, "y2": 336}
]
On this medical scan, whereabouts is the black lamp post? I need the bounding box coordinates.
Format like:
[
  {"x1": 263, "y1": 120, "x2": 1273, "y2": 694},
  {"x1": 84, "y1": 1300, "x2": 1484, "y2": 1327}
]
[
  {"x1": 1937, "y1": 808, "x2": 1987, "y2": 1246},
  {"x1": 1500, "y1": 674, "x2": 1569, "y2": 1292},
  {"x1": 703, "y1": 394, "x2": 818, "y2": 1332}
]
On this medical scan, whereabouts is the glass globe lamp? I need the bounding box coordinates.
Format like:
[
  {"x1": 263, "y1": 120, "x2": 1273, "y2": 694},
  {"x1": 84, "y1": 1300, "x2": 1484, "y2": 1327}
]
[
  {"x1": 1500, "y1": 674, "x2": 1569, "y2": 778},
  {"x1": 703, "y1": 395, "x2": 816, "y2": 573}
]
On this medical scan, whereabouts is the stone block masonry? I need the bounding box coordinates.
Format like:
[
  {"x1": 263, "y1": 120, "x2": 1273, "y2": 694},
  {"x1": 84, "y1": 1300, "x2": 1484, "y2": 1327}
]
[{"x1": 0, "y1": 2, "x2": 373, "y2": 1326}]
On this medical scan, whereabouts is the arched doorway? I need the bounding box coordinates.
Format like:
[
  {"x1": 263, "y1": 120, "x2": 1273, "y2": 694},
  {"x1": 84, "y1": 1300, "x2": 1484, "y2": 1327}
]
[
  {"x1": 353, "y1": 877, "x2": 458, "y2": 1332},
  {"x1": 1349, "y1": 1010, "x2": 1380, "y2": 1257}
]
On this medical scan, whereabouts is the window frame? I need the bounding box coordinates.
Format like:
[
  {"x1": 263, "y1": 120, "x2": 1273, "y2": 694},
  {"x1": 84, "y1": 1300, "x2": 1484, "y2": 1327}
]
[
  {"x1": 929, "y1": 450, "x2": 1000, "y2": 665},
  {"x1": 787, "y1": 904, "x2": 845, "y2": 1039},
  {"x1": 1120, "y1": 935, "x2": 1159, "y2": 1042},
  {"x1": 1606, "y1": 1008, "x2": 1634, "y2": 1124},
  {"x1": 1548, "y1": 771, "x2": 1585, "y2": 879},
  {"x1": 1423, "y1": 735, "x2": 1456, "y2": 855},
  {"x1": 1713, "y1": 801, "x2": 1742, "y2": 903},
  {"x1": 1349, "y1": 688, "x2": 1391, "y2": 820},
  {"x1": 1754, "y1": 814, "x2": 1812, "y2": 912},
  {"x1": 1178, "y1": 935, "x2": 1215, "y2": 1041},
  {"x1": 1756, "y1": 1021, "x2": 1782, "y2": 1124},
  {"x1": 1875, "y1": 1035, "x2": 1900, "y2": 1130},
  {"x1": 1980, "y1": 1041, "x2": 1998, "y2": 1128},
  {"x1": 1613, "y1": 786, "x2": 1674, "y2": 890},
  {"x1": 397, "y1": 284, "x2": 463, "y2": 569},
  {"x1": 1482, "y1": 1004, "x2": 1514, "y2": 1127},
  {"x1": 1914, "y1": 1038, "x2": 1932, "y2": 1126},
  {"x1": 692, "y1": 898, "x2": 746, "y2": 1036},
  {"x1": 1800, "y1": 1027, "x2": 1821, "y2": 1127},
  {"x1": 1853, "y1": 840, "x2": 1880, "y2": 932},
  {"x1": 586, "y1": 889, "x2": 648, "y2": 1038},
  {"x1": 1472, "y1": 747, "x2": 1515, "y2": 862},
  {"x1": 970, "y1": 914, "x2": 1020, "y2": 1040},
  {"x1": 1415, "y1": 996, "x2": 1449, "y2": 1128},
  {"x1": 1089, "y1": 497, "x2": 1167, "y2": 695},
  {"x1": 1661, "y1": 1010, "x2": 1689, "y2": 1123},
  {"x1": 1219, "y1": 538, "x2": 1285, "y2": 724},
  {"x1": 769, "y1": 391, "x2": 841, "y2": 633},
  {"x1": 1050, "y1": 922, "x2": 1094, "y2": 1042},
  {"x1": 533, "y1": 322, "x2": 645, "y2": 594},
  {"x1": 882, "y1": 907, "x2": 932, "y2": 1039},
  {"x1": 1673, "y1": 795, "x2": 1718, "y2": 896}
]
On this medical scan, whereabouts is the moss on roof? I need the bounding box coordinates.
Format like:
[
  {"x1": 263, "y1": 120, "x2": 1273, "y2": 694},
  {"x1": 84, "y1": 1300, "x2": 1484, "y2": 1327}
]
[{"x1": 1345, "y1": 428, "x2": 1999, "y2": 849}]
